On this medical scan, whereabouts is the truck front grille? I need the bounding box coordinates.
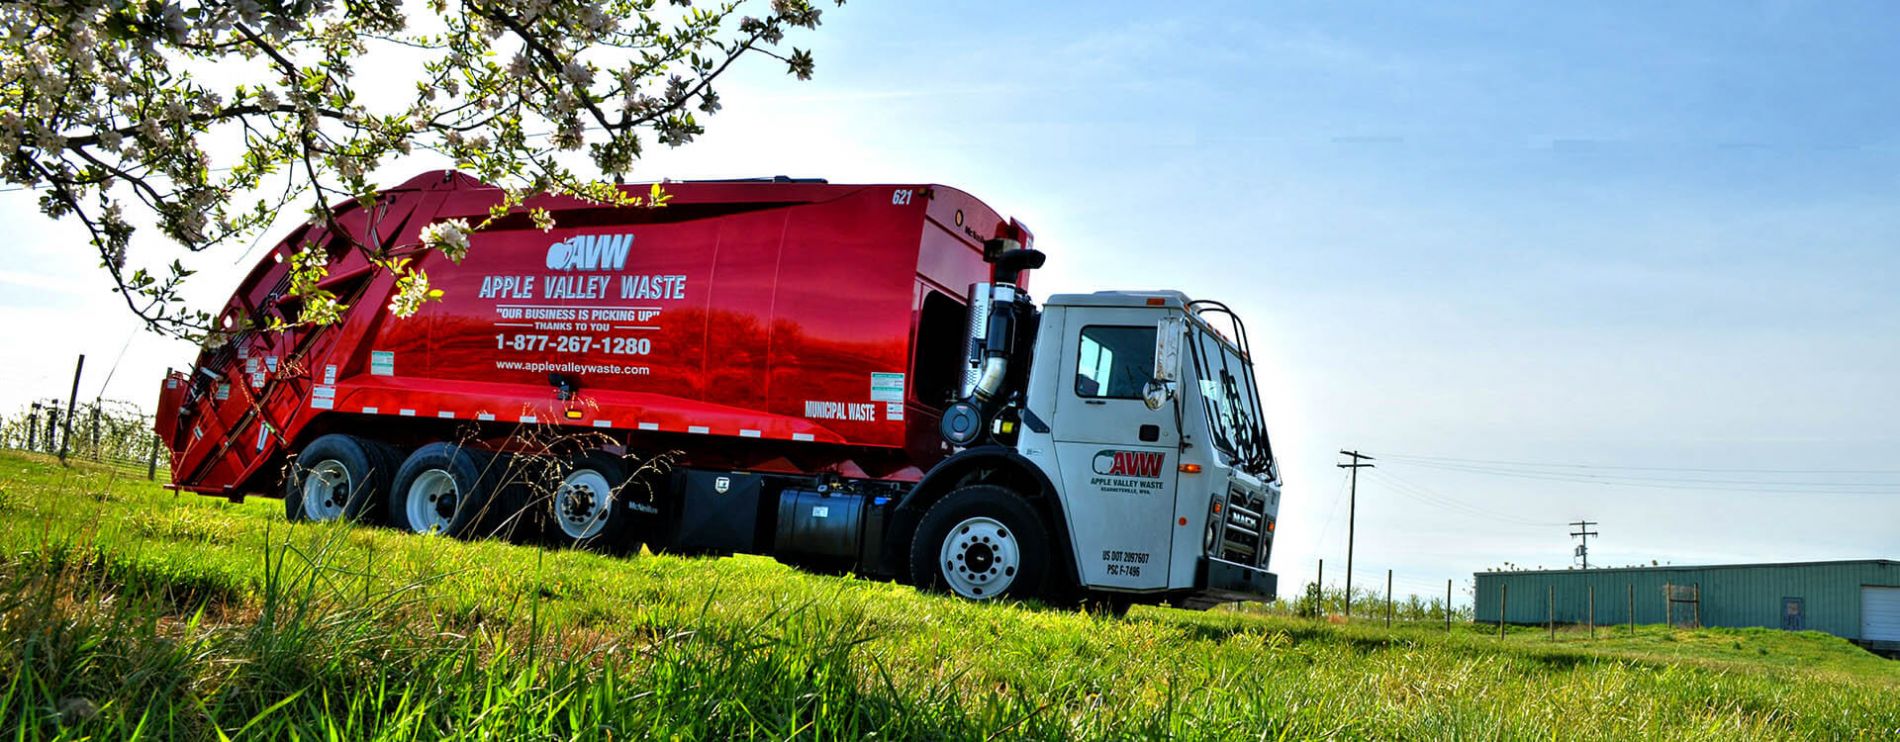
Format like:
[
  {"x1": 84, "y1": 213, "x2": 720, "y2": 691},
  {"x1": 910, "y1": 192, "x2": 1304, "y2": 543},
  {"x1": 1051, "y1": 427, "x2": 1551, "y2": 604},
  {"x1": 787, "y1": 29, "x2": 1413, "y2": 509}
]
[{"x1": 1219, "y1": 486, "x2": 1271, "y2": 566}]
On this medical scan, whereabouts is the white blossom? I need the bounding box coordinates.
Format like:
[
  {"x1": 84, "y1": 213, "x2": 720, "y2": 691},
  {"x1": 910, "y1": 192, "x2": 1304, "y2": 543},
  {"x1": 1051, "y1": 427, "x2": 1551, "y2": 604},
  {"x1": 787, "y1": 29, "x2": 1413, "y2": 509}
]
[
  {"x1": 419, "y1": 218, "x2": 472, "y2": 261},
  {"x1": 563, "y1": 59, "x2": 593, "y2": 85}
]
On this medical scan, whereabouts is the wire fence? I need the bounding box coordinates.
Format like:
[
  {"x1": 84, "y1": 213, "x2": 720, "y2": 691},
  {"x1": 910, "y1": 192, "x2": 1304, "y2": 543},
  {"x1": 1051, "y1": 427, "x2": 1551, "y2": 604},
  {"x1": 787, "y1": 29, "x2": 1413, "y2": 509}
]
[
  {"x1": 1232, "y1": 562, "x2": 1477, "y2": 628},
  {"x1": 0, "y1": 398, "x2": 168, "y2": 479}
]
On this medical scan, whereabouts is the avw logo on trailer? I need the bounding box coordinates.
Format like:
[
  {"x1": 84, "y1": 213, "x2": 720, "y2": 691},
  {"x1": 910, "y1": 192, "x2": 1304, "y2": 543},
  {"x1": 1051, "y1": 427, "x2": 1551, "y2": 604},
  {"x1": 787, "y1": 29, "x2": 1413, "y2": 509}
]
[
  {"x1": 1092, "y1": 450, "x2": 1166, "y2": 479},
  {"x1": 547, "y1": 234, "x2": 634, "y2": 271}
]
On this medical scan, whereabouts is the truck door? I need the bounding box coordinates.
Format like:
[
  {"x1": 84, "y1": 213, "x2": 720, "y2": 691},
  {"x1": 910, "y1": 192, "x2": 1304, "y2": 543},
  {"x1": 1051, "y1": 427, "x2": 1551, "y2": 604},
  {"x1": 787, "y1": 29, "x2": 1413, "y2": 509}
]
[{"x1": 1050, "y1": 309, "x2": 1178, "y2": 591}]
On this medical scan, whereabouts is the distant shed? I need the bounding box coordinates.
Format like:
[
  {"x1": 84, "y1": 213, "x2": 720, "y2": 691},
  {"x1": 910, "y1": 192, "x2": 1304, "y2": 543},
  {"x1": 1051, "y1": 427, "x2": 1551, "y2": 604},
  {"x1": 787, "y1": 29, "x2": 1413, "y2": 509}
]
[{"x1": 1473, "y1": 559, "x2": 1900, "y2": 648}]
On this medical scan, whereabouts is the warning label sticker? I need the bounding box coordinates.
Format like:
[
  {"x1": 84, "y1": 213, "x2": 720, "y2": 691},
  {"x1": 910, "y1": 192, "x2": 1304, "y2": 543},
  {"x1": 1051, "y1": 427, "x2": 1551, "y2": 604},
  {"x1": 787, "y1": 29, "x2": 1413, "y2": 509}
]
[
  {"x1": 870, "y1": 372, "x2": 905, "y2": 402},
  {"x1": 370, "y1": 351, "x2": 395, "y2": 377},
  {"x1": 323, "y1": 364, "x2": 338, "y2": 384}
]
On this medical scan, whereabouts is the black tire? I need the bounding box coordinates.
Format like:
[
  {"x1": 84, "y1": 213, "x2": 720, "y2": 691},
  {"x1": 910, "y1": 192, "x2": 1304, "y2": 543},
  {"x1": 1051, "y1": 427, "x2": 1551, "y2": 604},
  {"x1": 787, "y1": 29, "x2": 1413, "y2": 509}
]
[
  {"x1": 284, "y1": 434, "x2": 401, "y2": 523},
  {"x1": 908, "y1": 484, "x2": 1052, "y2": 602},
  {"x1": 387, "y1": 442, "x2": 499, "y2": 538},
  {"x1": 541, "y1": 450, "x2": 646, "y2": 554}
]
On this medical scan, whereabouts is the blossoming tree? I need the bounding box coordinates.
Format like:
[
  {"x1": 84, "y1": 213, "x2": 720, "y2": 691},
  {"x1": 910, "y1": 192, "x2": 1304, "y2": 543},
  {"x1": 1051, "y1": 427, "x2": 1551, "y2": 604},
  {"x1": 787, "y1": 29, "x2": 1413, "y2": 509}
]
[{"x1": 0, "y1": 0, "x2": 834, "y2": 339}]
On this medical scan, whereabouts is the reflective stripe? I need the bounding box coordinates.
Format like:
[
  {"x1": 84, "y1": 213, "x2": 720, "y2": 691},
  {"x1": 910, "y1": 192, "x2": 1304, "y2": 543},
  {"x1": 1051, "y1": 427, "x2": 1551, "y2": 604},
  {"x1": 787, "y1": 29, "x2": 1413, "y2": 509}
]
[
  {"x1": 399, "y1": 409, "x2": 416, "y2": 417},
  {"x1": 637, "y1": 422, "x2": 659, "y2": 431},
  {"x1": 437, "y1": 411, "x2": 455, "y2": 419},
  {"x1": 520, "y1": 415, "x2": 538, "y2": 424},
  {"x1": 477, "y1": 413, "x2": 496, "y2": 421},
  {"x1": 687, "y1": 425, "x2": 710, "y2": 435},
  {"x1": 792, "y1": 433, "x2": 815, "y2": 442},
  {"x1": 592, "y1": 420, "x2": 612, "y2": 428},
  {"x1": 739, "y1": 429, "x2": 762, "y2": 438},
  {"x1": 361, "y1": 406, "x2": 379, "y2": 415}
]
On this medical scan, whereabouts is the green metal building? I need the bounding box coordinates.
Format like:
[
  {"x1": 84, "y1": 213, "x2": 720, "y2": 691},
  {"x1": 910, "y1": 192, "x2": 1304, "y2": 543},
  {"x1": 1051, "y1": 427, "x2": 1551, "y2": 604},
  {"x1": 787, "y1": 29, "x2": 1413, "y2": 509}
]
[{"x1": 1473, "y1": 559, "x2": 1900, "y2": 648}]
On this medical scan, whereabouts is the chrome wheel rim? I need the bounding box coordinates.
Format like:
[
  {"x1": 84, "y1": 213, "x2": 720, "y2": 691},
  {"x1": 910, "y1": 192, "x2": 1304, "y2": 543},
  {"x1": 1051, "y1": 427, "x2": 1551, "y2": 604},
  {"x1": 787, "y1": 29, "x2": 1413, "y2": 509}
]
[
  {"x1": 938, "y1": 516, "x2": 1019, "y2": 599},
  {"x1": 554, "y1": 468, "x2": 613, "y2": 541},
  {"x1": 405, "y1": 468, "x2": 458, "y2": 534},
  {"x1": 300, "y1": 459, "x2": 351, "y2": 521}
]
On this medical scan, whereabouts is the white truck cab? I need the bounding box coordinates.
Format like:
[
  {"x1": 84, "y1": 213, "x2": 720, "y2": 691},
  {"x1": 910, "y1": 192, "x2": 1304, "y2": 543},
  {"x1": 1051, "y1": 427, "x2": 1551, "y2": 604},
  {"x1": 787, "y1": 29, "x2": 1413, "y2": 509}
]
[
  {"x1": 1022, "y1": 292, "x2": 1280, "y2": 606},
  {"x1": 910, "y1": 238, "x2": 1279, "y2": 609}
]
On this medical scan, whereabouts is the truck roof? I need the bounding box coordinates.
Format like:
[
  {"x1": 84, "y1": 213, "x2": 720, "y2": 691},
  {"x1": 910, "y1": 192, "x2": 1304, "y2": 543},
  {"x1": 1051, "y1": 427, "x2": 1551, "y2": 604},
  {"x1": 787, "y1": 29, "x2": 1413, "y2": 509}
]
[{"x1": 1046, "y1": 290, "x2": 1191, "y2": 309}]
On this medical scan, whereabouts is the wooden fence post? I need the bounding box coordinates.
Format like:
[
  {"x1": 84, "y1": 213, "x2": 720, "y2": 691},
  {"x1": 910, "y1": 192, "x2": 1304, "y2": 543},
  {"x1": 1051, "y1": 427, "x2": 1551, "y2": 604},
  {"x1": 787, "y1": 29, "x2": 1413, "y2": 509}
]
[
  {"x1": 147, "y1": 433, "x2": 161, "y2": 481},
  {"x1": 1386, "y1": 569, "x2": 1393, "y2": 628},
  {"x1": 1445, "y1": 579, "x2": 1452, "y2": 633},
  {"x1": 88, "y1": 403, "x2": 101, "y2": 461},
  {"x1": 1498, "y1": 584, "x2": 1508, "y2": 638},
  {"x1": 1588, "y1": 585, "x2": 1596, "y2": 640},
  {"x1": 1315, "y1": 558, "x2": 1323, "y2": 619},
  {"x1": 1547, "y1": 584, "x2": 1555, "y2": 641},
  {"x1": 1628, "y1": 583, "x2": 1635, "y2": 636},
  {"x1": 58, "y1": 355, "x2": 84, "y2": 464}
]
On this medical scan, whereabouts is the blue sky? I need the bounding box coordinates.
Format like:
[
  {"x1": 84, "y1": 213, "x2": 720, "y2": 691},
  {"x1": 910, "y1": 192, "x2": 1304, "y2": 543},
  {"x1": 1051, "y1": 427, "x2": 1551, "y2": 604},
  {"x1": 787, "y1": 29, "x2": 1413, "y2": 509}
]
[{"x1": 3, "y1": 1, "x2": 1896, "y2": 602}]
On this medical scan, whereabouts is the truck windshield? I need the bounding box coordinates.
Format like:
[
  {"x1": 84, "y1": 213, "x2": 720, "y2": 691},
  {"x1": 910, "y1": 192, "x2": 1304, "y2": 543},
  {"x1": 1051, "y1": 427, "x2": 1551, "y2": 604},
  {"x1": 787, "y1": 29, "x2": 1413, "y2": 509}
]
[{"x1": 1188, "y1": 326, "x2": 1274, "y2": 477}]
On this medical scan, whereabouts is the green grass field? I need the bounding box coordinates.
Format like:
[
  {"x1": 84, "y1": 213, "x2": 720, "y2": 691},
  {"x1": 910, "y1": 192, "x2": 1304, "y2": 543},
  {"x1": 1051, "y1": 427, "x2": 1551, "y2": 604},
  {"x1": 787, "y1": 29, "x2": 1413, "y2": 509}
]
[{"x1": 1, "y1": 450, "x2": 1895, "y2": 740}]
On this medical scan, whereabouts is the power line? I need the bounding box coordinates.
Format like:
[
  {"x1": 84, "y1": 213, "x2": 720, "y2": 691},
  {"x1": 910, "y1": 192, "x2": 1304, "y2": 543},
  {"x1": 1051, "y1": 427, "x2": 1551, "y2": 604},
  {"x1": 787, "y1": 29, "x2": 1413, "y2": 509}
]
[
  {"x1": 1365, "y1": 468, "x2": 1563, "y2": 528},
  {"x1": 1380, "y1": 459, "x2": 1900, "y2": 496},
  {"x1": 1377, "y1": 452, "x2": 1900, "y2": 476},
  {"x1": 1313, "y1": 469, "x2": 1353, "y2": 549},
  {"x1": 1385, "y1": 458, "x2": 1900, "y2": 487}
]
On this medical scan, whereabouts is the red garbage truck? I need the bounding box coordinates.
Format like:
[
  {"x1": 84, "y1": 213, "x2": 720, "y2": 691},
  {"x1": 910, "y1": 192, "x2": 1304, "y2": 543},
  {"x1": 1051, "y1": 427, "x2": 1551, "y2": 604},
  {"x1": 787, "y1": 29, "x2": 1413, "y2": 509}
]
[{"x1": 155, "y1": 170, "x2": 1281, "y2": 608}]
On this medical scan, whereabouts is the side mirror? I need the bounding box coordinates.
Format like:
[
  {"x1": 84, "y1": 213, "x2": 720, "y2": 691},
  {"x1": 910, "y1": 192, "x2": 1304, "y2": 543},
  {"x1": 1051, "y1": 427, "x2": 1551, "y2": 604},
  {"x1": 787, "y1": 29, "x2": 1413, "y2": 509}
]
[
  {"x1": 1145, "y1": 317, "x2": 1186, "y2": 410},
  {"x1": 1141, "y1": 379, "x2": 1173, "y2": 410}
]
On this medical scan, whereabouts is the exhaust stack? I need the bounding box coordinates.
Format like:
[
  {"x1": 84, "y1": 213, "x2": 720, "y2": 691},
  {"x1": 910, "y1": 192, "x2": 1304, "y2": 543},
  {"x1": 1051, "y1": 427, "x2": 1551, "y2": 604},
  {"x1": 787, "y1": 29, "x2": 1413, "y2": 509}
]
[{"x1": 941, "y1": 238, "x2": 1044, "y2": 447}]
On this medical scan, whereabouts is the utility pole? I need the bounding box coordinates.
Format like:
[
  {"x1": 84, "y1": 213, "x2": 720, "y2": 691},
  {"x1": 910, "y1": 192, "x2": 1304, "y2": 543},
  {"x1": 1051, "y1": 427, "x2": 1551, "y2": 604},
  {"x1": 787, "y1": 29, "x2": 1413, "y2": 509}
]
[
  {"x1": 1337, "y1": 450, "x2": 1374, "y2": 619},
  {"x1": 1569, "y1": 520, "x2": 1599, "y2": 569}
]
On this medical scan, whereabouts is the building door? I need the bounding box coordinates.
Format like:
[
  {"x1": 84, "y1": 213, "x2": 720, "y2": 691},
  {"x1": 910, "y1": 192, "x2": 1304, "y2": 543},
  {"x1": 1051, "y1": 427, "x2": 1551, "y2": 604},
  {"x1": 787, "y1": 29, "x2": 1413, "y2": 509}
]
[
  {"x1": 1781, "y1": 597, "x2": 1805, "y2": 631},
  {"x1": 1862, "y1": 586, "x2": 1900, "y2": 643}
]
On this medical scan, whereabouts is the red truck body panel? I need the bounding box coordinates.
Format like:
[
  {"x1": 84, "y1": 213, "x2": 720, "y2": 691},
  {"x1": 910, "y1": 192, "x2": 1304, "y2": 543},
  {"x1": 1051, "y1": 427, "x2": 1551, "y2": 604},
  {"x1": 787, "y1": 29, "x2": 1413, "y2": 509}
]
[{"x1": 161, "y1": 172, "x2": 1023, "y2": 497}]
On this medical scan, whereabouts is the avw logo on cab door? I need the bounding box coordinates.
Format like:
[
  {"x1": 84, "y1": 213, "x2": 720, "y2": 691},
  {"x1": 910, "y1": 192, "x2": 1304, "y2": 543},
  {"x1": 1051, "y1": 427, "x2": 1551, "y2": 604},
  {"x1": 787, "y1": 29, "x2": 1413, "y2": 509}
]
[{"x1": 1092, "y1": 450, "x2": 1166, "y2": 479}]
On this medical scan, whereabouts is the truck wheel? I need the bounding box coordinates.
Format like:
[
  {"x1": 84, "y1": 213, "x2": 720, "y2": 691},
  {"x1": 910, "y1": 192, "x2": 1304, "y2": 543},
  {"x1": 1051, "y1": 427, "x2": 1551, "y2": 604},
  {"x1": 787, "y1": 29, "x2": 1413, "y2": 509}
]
[
  {"x1": 909, "y1": 485, "x2": 1051, "y2": 601},
  {"x1": 546, "y1": 450, "x2": 640, "y2": 553},
  {"x1": 388, "y1": 442, "x2": 497, "y2": 538},
  {"x1": 284, "y1": 434, "x2": 399, "y2": 523}
]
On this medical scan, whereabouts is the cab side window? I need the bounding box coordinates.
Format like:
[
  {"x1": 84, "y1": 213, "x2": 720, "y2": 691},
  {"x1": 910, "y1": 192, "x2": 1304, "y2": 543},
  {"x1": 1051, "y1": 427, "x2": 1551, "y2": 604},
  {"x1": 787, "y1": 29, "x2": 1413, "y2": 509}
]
[{"x1": 1075, "y1": 326, "x2": 1157, "y2": 399}]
